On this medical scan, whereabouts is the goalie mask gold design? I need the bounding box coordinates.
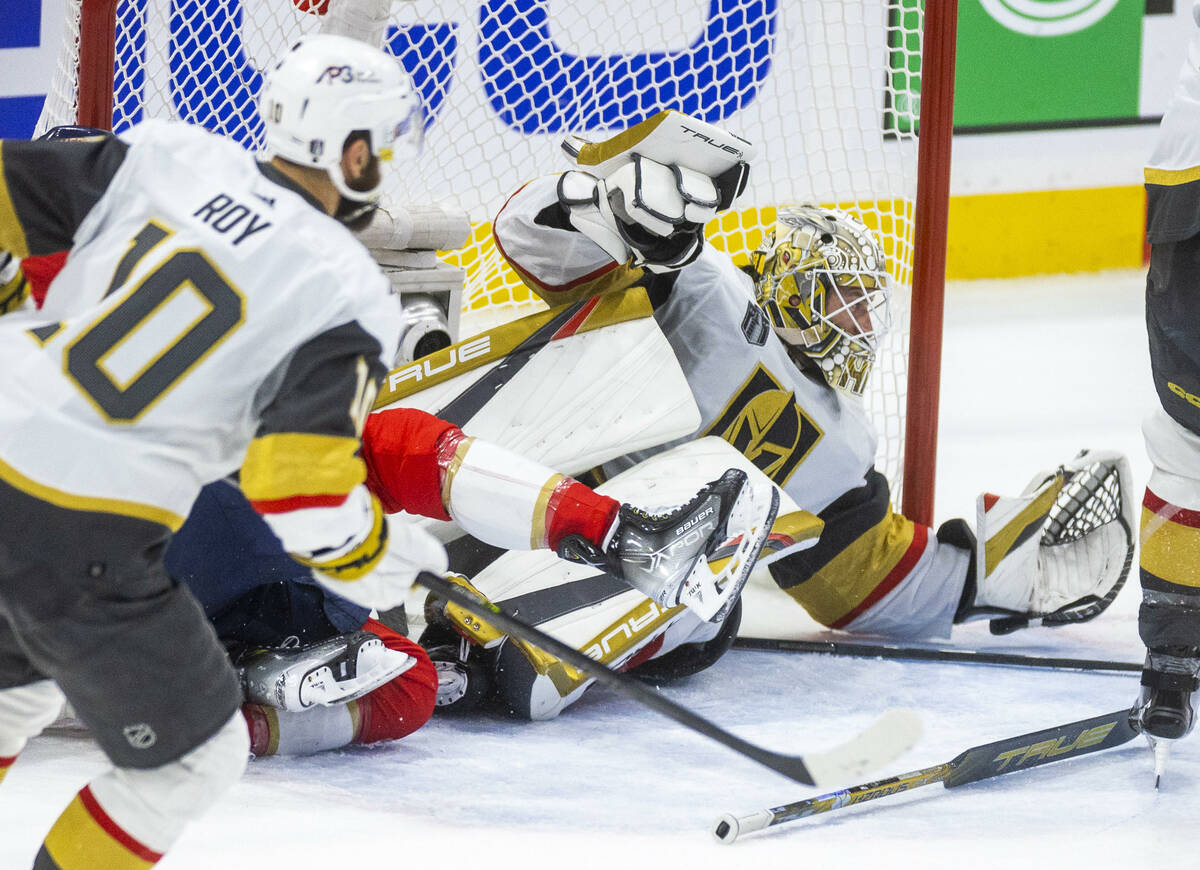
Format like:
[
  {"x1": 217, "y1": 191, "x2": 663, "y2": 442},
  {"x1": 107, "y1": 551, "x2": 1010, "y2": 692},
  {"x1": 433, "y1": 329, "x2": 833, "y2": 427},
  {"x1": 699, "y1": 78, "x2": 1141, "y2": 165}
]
[{"x1": 751, "y1": 205, "x2": 892, "y2": 397}]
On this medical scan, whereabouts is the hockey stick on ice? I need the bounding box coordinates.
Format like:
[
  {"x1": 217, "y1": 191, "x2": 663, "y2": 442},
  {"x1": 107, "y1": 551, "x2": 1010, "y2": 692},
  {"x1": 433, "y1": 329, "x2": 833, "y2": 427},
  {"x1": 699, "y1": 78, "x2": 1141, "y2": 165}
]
[
  {"x1": 415, "y1": 571, "x2": 921, "y2": 787},
  {"x1": 713, "y1": 706, "x2": 1140, "y2": 843},
  {"x1": 732, "y1": 637, "x2": 1141, "y2": 673}
]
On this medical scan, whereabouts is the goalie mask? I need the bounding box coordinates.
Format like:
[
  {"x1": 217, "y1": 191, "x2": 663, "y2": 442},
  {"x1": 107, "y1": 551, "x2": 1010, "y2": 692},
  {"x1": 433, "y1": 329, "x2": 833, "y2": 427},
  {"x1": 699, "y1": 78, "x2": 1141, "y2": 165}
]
[
  {"x1": 751, "y1": 205, "x2": 892, "y2": 397},
  {"x1": 260, "y1": 34, "x2": 423, "y2": 220}
]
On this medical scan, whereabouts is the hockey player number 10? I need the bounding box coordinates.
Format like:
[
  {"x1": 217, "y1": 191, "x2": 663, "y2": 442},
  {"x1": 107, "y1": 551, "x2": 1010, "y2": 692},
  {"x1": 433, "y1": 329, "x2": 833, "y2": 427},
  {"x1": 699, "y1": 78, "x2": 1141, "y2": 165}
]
[{"x1": 64, "y1": 221, "x2": 245, "y2": 422}]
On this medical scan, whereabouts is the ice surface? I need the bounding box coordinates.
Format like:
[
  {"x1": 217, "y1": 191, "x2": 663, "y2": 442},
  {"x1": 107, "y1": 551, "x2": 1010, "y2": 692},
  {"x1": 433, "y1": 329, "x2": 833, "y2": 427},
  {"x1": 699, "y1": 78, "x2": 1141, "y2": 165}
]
[{"x1": 3, "y1": 269, "x2": 1192, "y2": 870}]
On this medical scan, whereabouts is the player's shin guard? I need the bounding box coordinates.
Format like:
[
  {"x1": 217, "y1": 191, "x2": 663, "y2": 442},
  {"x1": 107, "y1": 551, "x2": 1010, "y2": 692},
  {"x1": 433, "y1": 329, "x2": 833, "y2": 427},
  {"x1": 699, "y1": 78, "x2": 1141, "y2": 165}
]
[
  {"x1": 1136, "y1": 480, "x2": 1200, "y2": 743},
  {"x1": 437, "y1": 433, "x2": 619, "y2": 551},
  {"x1": 34, "y1": 711, "x2": 248, "y2": 869},
  {"x1": 0, "y1": 680, "x2": 65, "y2": 784}
]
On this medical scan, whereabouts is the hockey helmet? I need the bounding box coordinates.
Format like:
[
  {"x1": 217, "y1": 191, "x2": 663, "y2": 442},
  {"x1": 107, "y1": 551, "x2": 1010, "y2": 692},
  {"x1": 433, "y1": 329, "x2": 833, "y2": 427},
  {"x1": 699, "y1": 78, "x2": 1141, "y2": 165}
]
[
  {"x1": 259, "y1": 33, "x2": 422, "y2": 205},
  {"x1": 751, "y1": 205, "x2": 891, "y2": 397}
]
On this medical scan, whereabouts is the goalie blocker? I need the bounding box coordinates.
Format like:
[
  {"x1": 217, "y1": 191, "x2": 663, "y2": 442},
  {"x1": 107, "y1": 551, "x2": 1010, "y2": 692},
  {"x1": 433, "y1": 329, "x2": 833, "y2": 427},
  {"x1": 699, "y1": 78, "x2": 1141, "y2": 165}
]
[{"x1": 953, "y1": 449, "x2": 1136, "y2": 635}]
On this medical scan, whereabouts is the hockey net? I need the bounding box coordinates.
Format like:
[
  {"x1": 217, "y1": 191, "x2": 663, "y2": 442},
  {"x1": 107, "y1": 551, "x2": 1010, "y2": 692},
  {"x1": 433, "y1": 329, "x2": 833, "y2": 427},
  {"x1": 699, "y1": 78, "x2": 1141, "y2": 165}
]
[{"x1": 37, "y1": 0, "x2": 950, "y2": 520}]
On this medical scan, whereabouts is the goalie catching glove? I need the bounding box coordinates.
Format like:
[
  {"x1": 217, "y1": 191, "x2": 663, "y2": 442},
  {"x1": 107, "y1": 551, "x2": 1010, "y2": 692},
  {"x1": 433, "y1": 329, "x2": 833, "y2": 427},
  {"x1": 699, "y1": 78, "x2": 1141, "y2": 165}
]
[
  {"x1": 956, "y1": 449, "x2": 1135, "y2": 634},
  {"x1": 558, "y1": 109, "x2": 754, "y2": 273}
]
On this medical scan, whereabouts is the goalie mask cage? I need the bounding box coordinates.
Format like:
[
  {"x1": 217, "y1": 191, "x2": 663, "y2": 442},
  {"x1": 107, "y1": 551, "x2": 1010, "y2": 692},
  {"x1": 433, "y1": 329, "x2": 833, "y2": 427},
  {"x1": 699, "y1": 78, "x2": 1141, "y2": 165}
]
[{"x1": 38, "y1": 0, "x2": 954, "y2": 525}]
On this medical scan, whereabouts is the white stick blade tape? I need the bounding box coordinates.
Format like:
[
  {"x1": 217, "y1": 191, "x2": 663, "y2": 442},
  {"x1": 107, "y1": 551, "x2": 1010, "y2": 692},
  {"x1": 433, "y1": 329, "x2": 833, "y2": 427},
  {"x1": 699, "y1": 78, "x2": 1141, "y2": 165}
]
[{"x1": 804, "y1": 708, "x2": 923, "y2": 789}]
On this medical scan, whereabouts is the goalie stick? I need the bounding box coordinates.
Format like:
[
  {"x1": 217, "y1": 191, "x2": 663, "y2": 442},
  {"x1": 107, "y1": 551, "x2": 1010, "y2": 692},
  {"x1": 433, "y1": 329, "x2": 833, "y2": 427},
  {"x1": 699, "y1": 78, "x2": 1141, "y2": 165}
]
[
  {"x1": 712, "y1": 706, "x2": 1140, "y2": 843},
  {"x1": 732, "y1": 637, "x2": 1142, "y2": 673},
  {"x1": 415, "y1": 571, "x2": 921, "y2": 786}
]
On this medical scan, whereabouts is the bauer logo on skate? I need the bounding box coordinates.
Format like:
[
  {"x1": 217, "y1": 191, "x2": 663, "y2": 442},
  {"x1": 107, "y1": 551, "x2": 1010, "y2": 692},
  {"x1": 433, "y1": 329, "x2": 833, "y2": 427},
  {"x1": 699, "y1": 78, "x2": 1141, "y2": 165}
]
[
  {"x1": 990, "y1": 721, "x2": 1117, "y2": 771},
  {"x1": 675, "y1": 504, "x2": 716, "y2": 537}
]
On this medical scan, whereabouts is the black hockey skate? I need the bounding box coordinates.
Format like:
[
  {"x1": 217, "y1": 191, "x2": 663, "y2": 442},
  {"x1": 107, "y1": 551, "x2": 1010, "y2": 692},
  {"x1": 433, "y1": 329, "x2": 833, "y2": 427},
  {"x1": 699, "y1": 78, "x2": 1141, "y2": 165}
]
[
  {"x1": 1134, "y1": 647, "x2": 1200, "y2": 786},
  {"x1": 558, "y1": 468, "x2": 778, "y2": 622}
]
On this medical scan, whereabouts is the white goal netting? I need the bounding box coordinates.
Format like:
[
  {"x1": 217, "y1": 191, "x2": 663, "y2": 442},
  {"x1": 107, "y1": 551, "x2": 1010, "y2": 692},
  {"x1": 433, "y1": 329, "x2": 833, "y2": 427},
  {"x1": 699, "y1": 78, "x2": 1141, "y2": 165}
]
[{"x1": 38, "y1": 0, "x2": 930, "y2": 500}]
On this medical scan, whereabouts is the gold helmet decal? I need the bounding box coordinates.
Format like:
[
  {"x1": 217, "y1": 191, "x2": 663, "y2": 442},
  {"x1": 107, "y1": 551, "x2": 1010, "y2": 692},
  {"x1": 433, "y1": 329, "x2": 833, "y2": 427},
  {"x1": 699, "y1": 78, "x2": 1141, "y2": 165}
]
[{"x1": 751, "y1": 205, "x2": 892, "y2": 396}]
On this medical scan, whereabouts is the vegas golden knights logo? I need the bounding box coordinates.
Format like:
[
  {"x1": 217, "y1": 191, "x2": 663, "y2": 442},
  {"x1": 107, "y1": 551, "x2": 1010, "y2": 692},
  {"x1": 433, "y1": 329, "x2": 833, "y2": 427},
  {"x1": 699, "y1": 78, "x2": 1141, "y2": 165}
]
[{"x1": 705, "y1": 365, "x2": 823, "y2": 486}]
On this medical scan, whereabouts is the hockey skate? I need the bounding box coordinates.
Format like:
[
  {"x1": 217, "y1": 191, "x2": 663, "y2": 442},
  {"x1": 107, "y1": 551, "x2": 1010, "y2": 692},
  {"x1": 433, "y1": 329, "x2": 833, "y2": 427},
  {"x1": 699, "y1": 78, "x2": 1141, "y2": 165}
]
[
  {"x1": 419, "y1": 577, "x2": 503, "y2": 715},
  {"x1": 558, "y1": 468, "x2": 779, "y2": 622},
  {"x1": 1135, "y1": 647, "x2": 1200, "y2": 787},
  {"x1": 239, "y1": 630, "x2": 416, "y2": 711}
]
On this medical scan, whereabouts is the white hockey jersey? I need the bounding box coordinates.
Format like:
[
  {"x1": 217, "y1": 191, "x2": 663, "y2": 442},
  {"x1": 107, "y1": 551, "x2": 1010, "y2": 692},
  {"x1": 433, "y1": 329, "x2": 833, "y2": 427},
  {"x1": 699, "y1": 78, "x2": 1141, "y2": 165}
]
[
  {"x1": 494, "y1": 176, "x2": 878, "y2": 514},
  {"x1": 0, "y1": 121, "x2": 401, "y2": 532},
  {"x1": 492, "y1": 175, "x2": 968, "y2": 637}
]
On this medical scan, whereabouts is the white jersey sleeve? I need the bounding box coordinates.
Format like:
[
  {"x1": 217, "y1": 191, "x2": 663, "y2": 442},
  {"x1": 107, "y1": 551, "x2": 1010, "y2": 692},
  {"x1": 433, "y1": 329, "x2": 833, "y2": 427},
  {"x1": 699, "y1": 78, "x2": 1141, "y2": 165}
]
[{"x1": 0, "y1": 121, "x2": 401, "y2": 564}]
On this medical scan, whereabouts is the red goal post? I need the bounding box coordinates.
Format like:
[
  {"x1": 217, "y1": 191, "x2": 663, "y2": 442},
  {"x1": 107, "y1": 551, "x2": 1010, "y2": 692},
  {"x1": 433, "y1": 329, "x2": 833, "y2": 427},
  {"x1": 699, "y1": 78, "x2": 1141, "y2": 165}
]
[{"x1": 39, "y1": 0, "x2": 955, "y2": 526}]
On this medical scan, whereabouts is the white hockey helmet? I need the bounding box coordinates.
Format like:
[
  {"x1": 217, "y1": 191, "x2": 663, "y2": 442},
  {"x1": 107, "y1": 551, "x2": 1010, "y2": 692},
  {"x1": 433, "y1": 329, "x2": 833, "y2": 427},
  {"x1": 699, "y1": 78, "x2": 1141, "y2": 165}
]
[
  {"x1": 259, "y1": 33, "x2": 422, "y2": 204},
  {"x1": 751, "y1": 205, "x2": 892, "y2": 397}
]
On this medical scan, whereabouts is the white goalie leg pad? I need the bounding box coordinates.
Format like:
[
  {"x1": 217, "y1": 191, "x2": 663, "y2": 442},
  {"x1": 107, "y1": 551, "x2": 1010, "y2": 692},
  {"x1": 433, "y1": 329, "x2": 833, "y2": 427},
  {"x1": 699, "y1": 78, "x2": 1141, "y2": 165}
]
[
  {"x1": 0, "y1": 680, "x2": 65, "y2": 757},
  {"x1": 443, "y1": 437, "x2": 574, "y2": 551},
  {"x1": 88, "y1": 711, "x2": 248, "y2": 853},
  {"x1": 974, "y1": 449, "x2": 1135, "y2": 620}
]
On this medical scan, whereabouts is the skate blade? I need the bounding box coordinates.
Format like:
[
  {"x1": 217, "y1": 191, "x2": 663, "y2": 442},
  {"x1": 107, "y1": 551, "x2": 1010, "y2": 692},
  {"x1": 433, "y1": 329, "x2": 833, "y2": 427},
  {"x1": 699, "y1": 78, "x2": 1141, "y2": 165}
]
[
  {"x1": 301, "y1": 647, "x2": 417, "y2": 707},
  {"x1": 680, "y1": 484, "x2": 780, "y2": 622},
  {"x1": 1147, "y1": 733, "x2": 1173, "y2": 789}
]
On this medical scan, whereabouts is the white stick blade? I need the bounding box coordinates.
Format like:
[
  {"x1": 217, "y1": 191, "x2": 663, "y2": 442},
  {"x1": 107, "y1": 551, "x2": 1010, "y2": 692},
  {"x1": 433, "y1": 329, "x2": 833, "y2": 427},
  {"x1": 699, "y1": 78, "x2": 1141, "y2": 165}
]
[{"x1": 803, "y1": 708, "x2": 923, "y2": 788}]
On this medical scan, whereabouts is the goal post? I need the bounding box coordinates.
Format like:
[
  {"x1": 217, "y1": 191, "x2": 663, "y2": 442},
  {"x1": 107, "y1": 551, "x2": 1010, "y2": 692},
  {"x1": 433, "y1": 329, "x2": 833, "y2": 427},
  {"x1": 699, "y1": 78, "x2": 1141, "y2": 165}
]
[{"x1": 39, "y1": 0, "x2": 954, "y2": 524}]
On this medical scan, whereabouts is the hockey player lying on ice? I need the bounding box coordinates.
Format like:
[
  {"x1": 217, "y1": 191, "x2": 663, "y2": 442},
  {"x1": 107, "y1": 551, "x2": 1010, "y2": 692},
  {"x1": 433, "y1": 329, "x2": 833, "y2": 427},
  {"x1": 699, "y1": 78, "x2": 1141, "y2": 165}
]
[{"x1": 409, "y1": 109, "x2": 1139, "y2": 720}]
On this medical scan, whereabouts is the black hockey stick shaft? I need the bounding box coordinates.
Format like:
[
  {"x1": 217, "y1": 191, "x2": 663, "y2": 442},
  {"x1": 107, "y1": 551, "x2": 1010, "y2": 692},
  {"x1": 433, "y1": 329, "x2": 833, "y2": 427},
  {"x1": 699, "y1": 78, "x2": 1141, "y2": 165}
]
[
  {"x1": 416, "y1": 571, "x2": 821, "y2": 784},
  {"x1": 733, "y1": 637, "x2": 1142, "y2": 673},
  {"x1": 714, "y1": 707, "x2": 1139, "y2": 843}
]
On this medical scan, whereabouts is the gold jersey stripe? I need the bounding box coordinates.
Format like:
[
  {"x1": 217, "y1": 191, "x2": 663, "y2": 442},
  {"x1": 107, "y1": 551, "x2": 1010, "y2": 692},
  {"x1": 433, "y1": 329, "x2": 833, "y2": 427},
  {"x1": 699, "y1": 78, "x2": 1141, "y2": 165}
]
[
  {"x1": 1145, "y1": 165, "x2": 1200, "y2": 187},
  {"x1": 783, "y1": 510, "x2": 915, "y2": 628},
  {"x1": 43, "y1": 791, "x2": 159, "y2": 869},
  {"x1": 1140, "y1": 505, "x2": 1200, "y2": 588},
  {"x1": 0, "y1": 145, "x2": 30, "y2": 259},
  {"x1": 240, "y1": 432, "x2": 365, "y2": 502},
  {"x1": 0, "y1": 454, "x2": 183, "y2": 530},
  {"x1": 507, "y1": 254, "x2": 644, "y2": 308}
]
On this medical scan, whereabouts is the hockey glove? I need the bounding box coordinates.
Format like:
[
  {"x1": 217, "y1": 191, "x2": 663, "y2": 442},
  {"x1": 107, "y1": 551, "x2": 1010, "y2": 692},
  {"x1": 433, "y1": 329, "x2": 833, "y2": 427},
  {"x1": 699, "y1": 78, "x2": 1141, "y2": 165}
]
[
  {"x1": 558, "y1": 156, "x2": 745, "y2": 274},
  {"x1": 303, "y1": 510, "x2": 449, "y2": 611},
  {"x1": 964, "y1": 449, "x2": 1135, "y2": 632}
]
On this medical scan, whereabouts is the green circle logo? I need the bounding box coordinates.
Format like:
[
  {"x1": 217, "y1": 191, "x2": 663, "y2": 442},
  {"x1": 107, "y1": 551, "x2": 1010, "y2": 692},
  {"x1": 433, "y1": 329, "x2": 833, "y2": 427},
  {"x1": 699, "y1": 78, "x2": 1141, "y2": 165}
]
[{"x1": 979, "y1": 0, "x2": 1120, "y2": 36}]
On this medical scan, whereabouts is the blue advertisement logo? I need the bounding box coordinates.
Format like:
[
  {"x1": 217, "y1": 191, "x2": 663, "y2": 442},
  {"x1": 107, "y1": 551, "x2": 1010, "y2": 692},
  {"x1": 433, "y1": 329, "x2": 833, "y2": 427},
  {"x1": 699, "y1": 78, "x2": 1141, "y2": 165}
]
[{"x1": 107, "y1": 0, "x2": 774, "y2": 139}]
